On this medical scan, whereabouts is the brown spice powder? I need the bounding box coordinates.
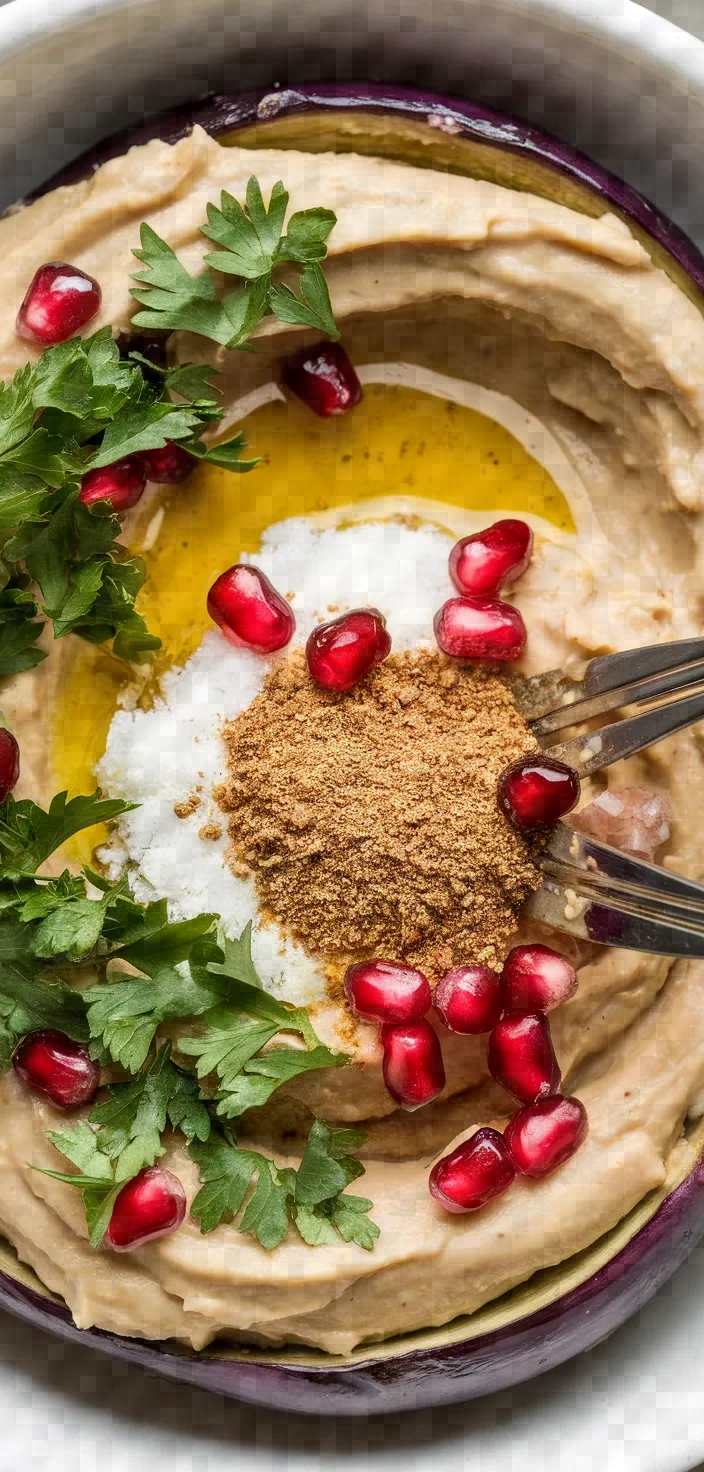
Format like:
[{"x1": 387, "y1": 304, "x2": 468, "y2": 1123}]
[{"x1": 217, "y1": 649, "x2": 543, "y2": 978}]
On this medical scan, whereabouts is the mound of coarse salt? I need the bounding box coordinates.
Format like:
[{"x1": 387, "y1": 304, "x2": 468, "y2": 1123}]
[{"x1": 97, "y1": 516, "x2": 455, "y2": 1005}]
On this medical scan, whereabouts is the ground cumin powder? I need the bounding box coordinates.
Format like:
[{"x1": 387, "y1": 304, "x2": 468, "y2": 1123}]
[{"x1": 217, "y1": 649, "x2": 543, "y2": 979}]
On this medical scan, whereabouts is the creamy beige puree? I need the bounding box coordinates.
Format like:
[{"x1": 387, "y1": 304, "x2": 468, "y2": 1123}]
[{"x1": 0, "y1": 128, "x2": 702, "y2": 1353}]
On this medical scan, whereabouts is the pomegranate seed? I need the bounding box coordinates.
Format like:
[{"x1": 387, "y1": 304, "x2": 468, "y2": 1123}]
[
  {"x1": 281, "y1": 341, "x2": 363, "y2": 417},
  {"x1": 345, "y1": 959, "x2": 431, "y2": 1024},
  {"x1": 381, "y1": 1020, "x2": 446, "y2": 1111},
  {"x1": 501, "y1": 944, "x2": 577, "y2": 1013},
  {"x1": 449, "y1": 519, "x2": 533, "y2": 598},
  {"x1": 433, "y1": 596, "x2": 526, "y2": 661},
  {"x1": 139, "y1": 442, "x2": 196, "y2": 484},
  {"x1": 504, "y1": 1095, "x2": 588, "y2": 1177},
  {"x1": 16, "y1": 262, "x2": 101, "y2": 345},
  {"x1": 498, "y1": 754, "x2": 580, "y2": 830},
  {"x1": 488, "y1": 1011, "x2": 561, "y2": 1103},
  {"x1": 434, "y1": 964, "x2": 502, "y2": 1034},
  {"x1": 13, "y1": 1030, "x2": 100, "y2": 1109},
  {"x1": 429, "y1": 1128, "x2": 516, "y2": 1213},
  {"x1": 207, "y1": 564, "x2": 295, "y2": 654},
  {"x1": 0, "y1": 728, "x2": 20, "y2": 802},
  {"x1": 306, "y1": 608, "x2": 391, "y2": 692},
  {"x1": 104, "y1": 1166, "x2": 187, "y2": 1252},
  {"x1": 79, "y1": 456, "x2": 147, "y2": 514}
]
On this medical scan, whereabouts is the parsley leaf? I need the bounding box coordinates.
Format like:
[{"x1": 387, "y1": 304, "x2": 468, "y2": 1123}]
[
  {"x1": 130, "y1": 178, "x2": 339, "y2": 348},
  {"x1": 34, "y1": 1120, "x2": 120, "y2": 1247},
  {"x1": 88, "y1": 1042, "x2": 210, "y2": 1181},
  {"x1": 0, "y1": 960, "x2": 89, "y2": 1066},
  {"x1": 0, "y1": 790, "x2": 135, "y2": 878},
  {"x1": 0, "y1": 585, "x2": 46, "y2": 674},
  {"x1": 268, "y1": 264, "x2": 339, "y2": 339},
  {"x1": 189, "y1": 1118, "x2": 378, "y2": 1251}
]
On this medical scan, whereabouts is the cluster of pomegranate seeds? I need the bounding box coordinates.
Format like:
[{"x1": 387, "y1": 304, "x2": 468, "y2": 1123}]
[
  {"x1": 345, "y1": 959, "x2": 431, "y2": 1025},
  {"x1": 435, "y1": 518, "x2": 532, "y2": 666},
  {"x1": 281, "y1": 341, "x2": 363, "y2": 418},
  {"x1": 104, "y1": 1166, "x2": 187, "y2": 1252},
  {"x1": 344, "y1": 958, "x2": 445, "y2": 1109},
  {"x1": 430, "y1": 942, "x2": 587, "y2": 1212},
  {"x1": 381, "y1": 1020, "x2": 446, "y2": 1111},
  {"x1": 571, "y1": 785, "x2": 672, "y2": 861},
  {"x1": 429, "y1": 1128, "x2": 515, "y2": 1212},
  {"x1": 139, "y1": 442, "x2": 196, "y2": 485},
  {"x1": 207, "y1": 564, "x2": 295, "y2": 654},
  {"x1": 433, "y1": 965, "x2": 502, "y2": 1035},
  {"x1": 498, "y1": 753, "x2": 580, "y2": 830},
  {"x1": 0, "y1": 728, "x2": 20, "y2": 802},
  {"x1": 79, "y1": 455, "x2": 147, "y2": 514},
  {"x1": 12, "y1": 1030, "x2": 100, "y2": 1110},
  {"x1": 306, "y1": 608, "x2": 391, "y2": 692},
  {"x1": 500, "y1": 943, "x2": 577, "y2": 1013},
  {"x1": 449, "y1": 520, "x2": 534, "y2": 598},
  {"x1": 16, "y1": 262, "x2": 102, "y2": 345},
  {"x1": 504, "y1": 1095, "x2": 588, "y2": 1178},
  {"x1": 433, "y1": 596, "x2": 526, "y2": 662}
]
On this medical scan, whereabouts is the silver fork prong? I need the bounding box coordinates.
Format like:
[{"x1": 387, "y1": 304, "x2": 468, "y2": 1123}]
[
  {"x1": 547, "y1": 823, "x2": 704, "y2": 906},
  {"x1": 511, "y1": 638, "x2": 704, "y2": 724},
  {"x1": 582, "y1": 638, "x2": 704, "y2": 698},
  {"x1": 530, "y1": 659, "x2": 704, "y2": 739},
  {"x1": 545, "y1": 689, "x2": 704, "y2": 777},
  {"x1": 527, "y1": 879, "x2": 704, "y2": 957}
]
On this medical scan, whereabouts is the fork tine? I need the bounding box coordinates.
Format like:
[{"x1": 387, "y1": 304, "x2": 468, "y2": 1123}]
[
  {"x1": 531, "y1": 659, "x2": 704, "y2": 739},
  {"x1": 582, "y1": 638, "x2": 704, "y2": 698},
  {"x1": 528, "y1": 879, "x2": 704, "y2": 957},
  {"x1": 547, "y1": 823, "x2": 704, "y2": 906},
  {"x1": 511, "y1": 637, "x2": 704, "y2": 724},
  {"x1": 545, "y1": 689, "x2": 704, "y2": 777}
]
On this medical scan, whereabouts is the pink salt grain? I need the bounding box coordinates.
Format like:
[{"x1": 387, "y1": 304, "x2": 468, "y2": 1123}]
[{"x1": 571, "y1": 785, "x2": 672, "y2": 861}]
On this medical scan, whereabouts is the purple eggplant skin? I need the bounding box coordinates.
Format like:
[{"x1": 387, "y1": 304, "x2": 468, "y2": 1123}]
[
  {"x1": 30, "y1": 82, "x2": 704, "y2": 299},
  {"x1": 14, "y1": 84, "x2": 704, "y2": 1411}
]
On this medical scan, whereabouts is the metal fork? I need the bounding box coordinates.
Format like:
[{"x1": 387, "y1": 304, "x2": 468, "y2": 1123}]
[
  {"x1": 528, "y1": 821, "x2": 704, "y2": 958},
  {"x1": 508, "y1": 637, "x2": 704, "y2": 955},
  {"x1": 511, "y1": 637, "x2": 704, "y2": 777}
]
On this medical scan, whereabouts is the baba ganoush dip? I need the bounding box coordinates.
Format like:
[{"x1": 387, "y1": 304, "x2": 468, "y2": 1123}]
[{"x1": 0, "y1": 125, "x2": 701, "y2": 1356}]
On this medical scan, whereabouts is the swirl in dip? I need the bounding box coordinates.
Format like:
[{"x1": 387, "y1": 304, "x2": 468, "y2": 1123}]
[{"x1": 0, "y1": 125, "x2": 703, "y2": 1354}]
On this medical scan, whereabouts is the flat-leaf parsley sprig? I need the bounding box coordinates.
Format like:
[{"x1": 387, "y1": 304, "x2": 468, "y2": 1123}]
[
  {"x1": 0, "y1": 331, "x2": 260, "y2": 667},
  {"x1": 0, "y1": 789, "x2": 377, "y2": 1252},
  {"x1": 130, "y1": 176, "x2": 340, "y2": 349}
]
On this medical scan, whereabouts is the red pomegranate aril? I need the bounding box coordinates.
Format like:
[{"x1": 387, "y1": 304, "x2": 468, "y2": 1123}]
[
  {"x1": 207, "y1": 564, "x2": 295, "y2": 654},
  {"x1": 504, "y1": 1095, "x2": 588, "y2": 1177},
  {"x1": 498, "y1": 754, "x2": 580, "y2": 830},
  {"x1": 306, "y1": 608, "x2": 391, "y2": 693},
  {"x1": 139, "y1": 442, "x2": 196, "y2": 484},
  {"x1": 345, "y1": 959, "x2": 431, "y2": 1025},
  {"x1": 488, "y1": 1011, "x2": 561, "y2": 1103},
  {"x1": 104, "y1": 1166, "x2": 187, "y2": 1252},
  {"x1": 381, "y1": 1020, "x2": 446, "y2": 1111},
  {"x1": 79, "y1": 455, "x2": 147, "y2": 514},
  {"x1": 16, "y1": 262, "x2": 101, "y2": 345},
  {"x1": 434, "y1": 596, "x2": 526, "y2": 662},
  {"x1": 281, "y1": 341, "x2": 363, "y2": 418},
  {"x1": 12, "y1": 1029, "x2": 100, "y2": 1109},
  {"x1": 501, "y1": 944, "x2": 577, "y2": 1014},
  {"x1": 429, "y1": 1128, "x2": 516, "y2": 1213},
  {"x1": 434, "y1": 964, "x2": 502, "y2": 1035},
  {"x1": 0, "y1": 728, "x2": 20, "y2": 802},
  {"x1": 449, "y1": 519, "x2": 533, "y2": 598}
]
